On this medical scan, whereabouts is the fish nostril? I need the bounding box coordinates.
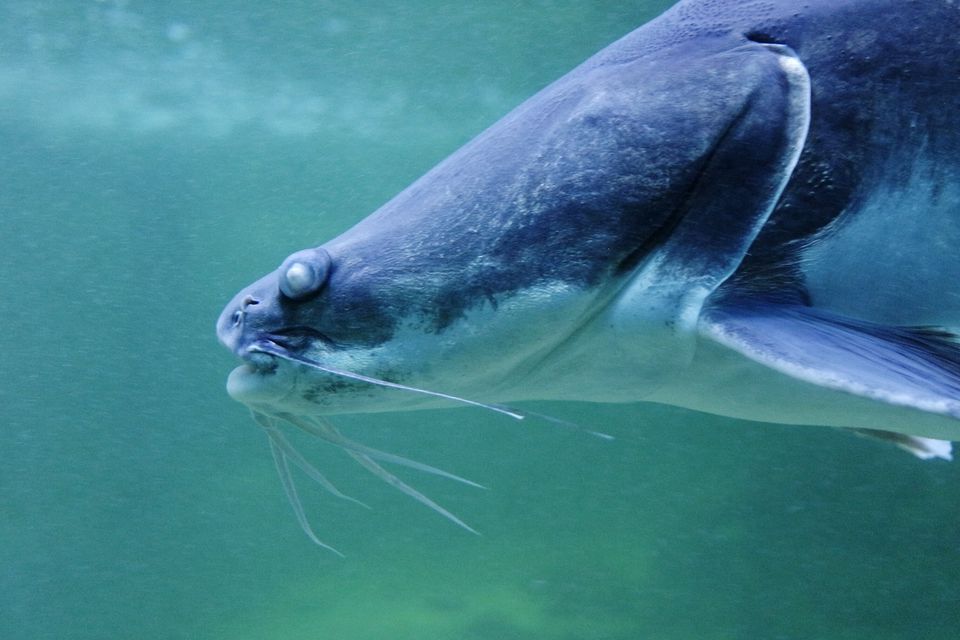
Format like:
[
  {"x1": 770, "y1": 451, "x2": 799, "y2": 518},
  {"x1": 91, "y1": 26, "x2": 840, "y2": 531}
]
[{"x1": 231, "y1": 295, "x2": 261, "y2": 328}]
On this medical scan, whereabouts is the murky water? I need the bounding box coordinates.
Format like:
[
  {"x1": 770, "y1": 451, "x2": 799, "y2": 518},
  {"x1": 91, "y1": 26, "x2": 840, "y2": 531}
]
[{"x1": 3, "y1": 1, "x2": 959, "y2": 638}]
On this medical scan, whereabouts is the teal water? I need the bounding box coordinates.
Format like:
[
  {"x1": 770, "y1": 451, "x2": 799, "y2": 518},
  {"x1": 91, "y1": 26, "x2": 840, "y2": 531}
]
[{"x1": 3, "y1": 1, "x2": 959, "y2": 638}]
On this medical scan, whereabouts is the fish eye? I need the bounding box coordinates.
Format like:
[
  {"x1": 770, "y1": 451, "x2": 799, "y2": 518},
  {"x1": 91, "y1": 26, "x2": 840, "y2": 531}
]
[{"x1": 278, "y1": 247, "x2": 332, "y2": 300}]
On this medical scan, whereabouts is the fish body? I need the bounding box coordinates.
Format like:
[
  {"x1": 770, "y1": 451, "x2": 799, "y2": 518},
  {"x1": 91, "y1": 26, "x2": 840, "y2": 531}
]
[{"x1": 217, "y1": 0, "x2": 960, "y2": 547}]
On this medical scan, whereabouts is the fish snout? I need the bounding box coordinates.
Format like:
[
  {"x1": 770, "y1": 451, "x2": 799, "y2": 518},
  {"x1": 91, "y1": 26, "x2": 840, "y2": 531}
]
[
  {"x1": 217, "y1": 246, "x2": 334, "y2": 356},
  {"x1": 216, "y1": 273, "x2": 279, "y2": 356}
]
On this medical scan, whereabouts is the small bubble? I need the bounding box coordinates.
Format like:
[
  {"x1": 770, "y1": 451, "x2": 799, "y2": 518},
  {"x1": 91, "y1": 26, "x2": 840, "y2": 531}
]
[
  {"x1": 323, "y1": 18, "x2": 347, "y2": 36},
  {"x1": 166, "y1": 22, "x2": 191, "y2": 43}
]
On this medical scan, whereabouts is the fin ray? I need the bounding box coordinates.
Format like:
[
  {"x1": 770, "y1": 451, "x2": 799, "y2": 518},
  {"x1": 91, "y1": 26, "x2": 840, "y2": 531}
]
[{"x1": 703, "y1": 302, "x2": 960, "y2": 420}]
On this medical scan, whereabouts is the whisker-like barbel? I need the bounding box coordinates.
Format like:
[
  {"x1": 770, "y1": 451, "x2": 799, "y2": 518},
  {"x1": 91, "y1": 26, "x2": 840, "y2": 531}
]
[
  {"x1": 239, "y1": 344, "x2": 615, "y2": 550},
  {"x1": 253, "y1": 342, "x2": 608, "y2": 439},
  {"x1": 253, "y1": 411, "x2": 369, "y2": 508},
  {"x1": 249, "y1": 407, "x2": 485, "y2": 552},
  {"x1": 266, "y1": 433, "x2": 344, "y2": 556},
  {"x1": 249, "y1": 341, "x2": 525, "y2": 420},
  {"x1": 241, "y1": 343, "x2": 604, "y2": 550},
  {"x1": 343, "y1": 448, "x2": 480, "y2": 535},
  {"x1": 286, "y1": 414, "x2": 486, "y2": 489}
]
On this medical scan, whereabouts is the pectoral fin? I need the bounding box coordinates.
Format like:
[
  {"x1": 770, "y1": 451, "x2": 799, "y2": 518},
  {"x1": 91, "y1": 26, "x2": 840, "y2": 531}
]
[
  {"x1": 701, "y1": 301, "x2": 960, "y2": 454},
  {"x1": 851, "y1": 429, "x2": 953, "y2": 461}
]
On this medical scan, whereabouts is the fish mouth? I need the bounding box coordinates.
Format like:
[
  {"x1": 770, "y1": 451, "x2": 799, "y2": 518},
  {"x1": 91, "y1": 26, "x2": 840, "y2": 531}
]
[
  {"x1": 236, "y1": 328, "x2": 333, "y2": 372},
  {"x1": 227, "y1": 329, "x2": 333, "y2": 402},
  {"x1": 227, "y1": 359, "x2": 283, "y2": 404},
  {"x1": 226, "y1": 338, "x2": 297, "y2": 403},
  {"x1": 238, "y1": 348, "x2": 279, "y2": 375},
  {"x1": 260, "y1": 327, "x2": 333, "y2": 354}
]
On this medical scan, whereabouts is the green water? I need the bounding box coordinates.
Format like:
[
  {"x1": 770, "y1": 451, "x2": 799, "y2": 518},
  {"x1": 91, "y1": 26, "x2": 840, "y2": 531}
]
[{"x1": 2, "y1": 1, "x2": 959, "y2": 638}]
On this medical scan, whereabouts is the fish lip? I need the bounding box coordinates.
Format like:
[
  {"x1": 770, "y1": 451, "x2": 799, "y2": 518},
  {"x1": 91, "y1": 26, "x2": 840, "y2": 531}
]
[
  {"x1": 267, "y1": 327, "x2": 335, "y2": 351},
  {"x1": 241, "y1": 348, "x2": 279, "y2": 375},
  {"x1": 234, "y1": 337, "x2": 287, "y2": 375},
  {"x1": 239, "y1": 327, "x2": 329, "y2": 365},
  {"x1": 244, "y1": 329, "x2": 336, "y2": 366},
  {"x1": 236, "y1": 328, "x2": 336, "y2": 379},
  {"x1": 226, "y1": 347, "x2": 288, "y2": 404}
]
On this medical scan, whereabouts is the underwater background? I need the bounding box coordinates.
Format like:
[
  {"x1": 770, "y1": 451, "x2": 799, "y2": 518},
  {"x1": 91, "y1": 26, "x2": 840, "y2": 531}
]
[{"x1": 2, "y1": 1, "x2": 959, "y2": 638}]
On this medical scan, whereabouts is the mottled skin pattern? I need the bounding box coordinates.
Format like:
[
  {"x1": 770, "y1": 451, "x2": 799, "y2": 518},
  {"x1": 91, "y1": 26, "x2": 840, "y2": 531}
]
[{"x1": 218, "y1": 0, "x2": 960, "y2": 434}]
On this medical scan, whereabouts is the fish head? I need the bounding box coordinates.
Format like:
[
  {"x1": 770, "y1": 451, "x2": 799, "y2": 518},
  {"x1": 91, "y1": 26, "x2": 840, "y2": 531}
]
[{"x1": 217, "y1": 41, "x2": 811, "y2": 416}]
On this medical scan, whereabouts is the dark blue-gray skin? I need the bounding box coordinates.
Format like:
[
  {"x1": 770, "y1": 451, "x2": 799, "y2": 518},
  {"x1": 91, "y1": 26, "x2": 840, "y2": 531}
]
[{"x1": 217, "y1": 0, "x2": 960, "y2": 549}]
